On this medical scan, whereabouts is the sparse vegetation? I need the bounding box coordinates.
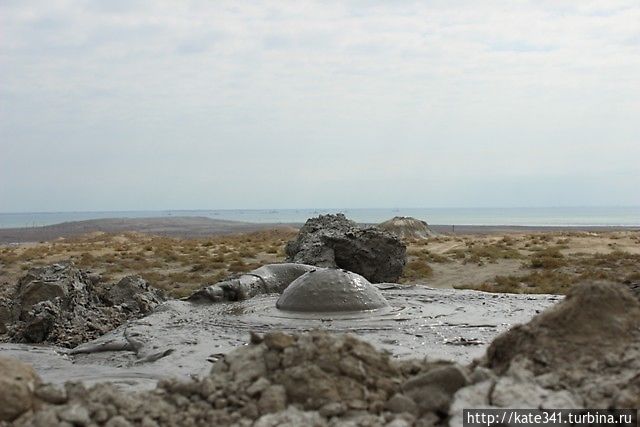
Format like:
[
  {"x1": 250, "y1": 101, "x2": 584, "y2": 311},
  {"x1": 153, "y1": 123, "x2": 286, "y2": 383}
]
[
  {"x1": 0, "y1": 229, "x2": 296, "y2": 298},
  {"x1": 400, "y1": 260, "x2": 433, "y2": 283},
  {"x1": 1, "y1": 230, "x2": 638, "y2": 298}
]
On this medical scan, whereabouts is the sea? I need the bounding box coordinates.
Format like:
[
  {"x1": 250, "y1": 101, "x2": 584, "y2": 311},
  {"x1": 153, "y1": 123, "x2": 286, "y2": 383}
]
[{"x1": 0, "y1": 207, "x2": 638, "y2": 229}]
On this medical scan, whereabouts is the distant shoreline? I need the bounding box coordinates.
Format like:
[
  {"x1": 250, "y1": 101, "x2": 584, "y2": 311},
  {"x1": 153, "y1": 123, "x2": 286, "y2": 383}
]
[{"x1": 0, "y1": 216, "x2": 637, "y2": 244}]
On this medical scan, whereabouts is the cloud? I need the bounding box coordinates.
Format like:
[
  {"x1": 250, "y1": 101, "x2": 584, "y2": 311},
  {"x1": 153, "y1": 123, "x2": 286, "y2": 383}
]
[{"x1": 1, "y1": 0, "x2": 639, "y2": 210}]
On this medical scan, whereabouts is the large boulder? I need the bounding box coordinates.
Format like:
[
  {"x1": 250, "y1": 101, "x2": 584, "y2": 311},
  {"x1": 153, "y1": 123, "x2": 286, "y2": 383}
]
[
  {"x1": 378, "y1": 216, "x2": 436, "y2": 240},
  {"x1": 285, "y1": 214, "x2": 406, "y2": 283}
]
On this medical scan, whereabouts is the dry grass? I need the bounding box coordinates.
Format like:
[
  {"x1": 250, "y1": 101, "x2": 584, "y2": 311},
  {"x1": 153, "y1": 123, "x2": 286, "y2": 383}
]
[
  {"x1": 458, "y1": 271, "x2": 575, "y2": 294},
  {"x1": 403, "y1": 231, "x2": 640, "y2": 294},
  {"x1": 400, "y1": 260, "x2": 434, "y2": 283},
  {"x1": 458, "y1": 248, "x2": 640, "y2": 295},
  {"x1": 0, "y1": 229, "x2": 296, "y2": 298}
]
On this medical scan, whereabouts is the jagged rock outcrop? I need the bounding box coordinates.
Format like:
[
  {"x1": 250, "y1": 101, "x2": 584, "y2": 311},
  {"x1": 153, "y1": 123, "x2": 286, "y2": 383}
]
[
  {"x1": 285, "y1": 214, "x2": 406, "y2": 283},
  {"x1": 378, "y1": 216, "x2": 436, "y2": 240},
  {"x1": 0, "y1": 262, "x2": 166, "y2": 348}
]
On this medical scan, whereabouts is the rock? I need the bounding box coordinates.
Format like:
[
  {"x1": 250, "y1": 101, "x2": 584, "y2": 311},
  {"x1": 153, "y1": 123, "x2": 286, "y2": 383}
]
[
  {"x1": 58, "y1": 404, "x2": 91, "y2": 425},
  {"x1": 377, "y1": 217, "x2": 436, "y2": 240},
  {"x1": 285, "y1": 214, "x2": 406, "y2": 283},
  {"x1": 491, "y1": 375, "x2": 581, "y2": 409},
  {"x1": 386, "y1": 418, "x2": 413, "y2": 427},
  {"x1": 0, "y1": 356, "x2": 41, "y2": 422},
  {"x1": 226, "y1": 344, "x2": 268, "y2": 385},
  {"x1": 276, "y1": 268, "x2": 390, "y2": 312},
  {"x1": 449, "y1": 380, "x2": 494, "y2": 415},
  {"x1": 35, "y1": 383, "x2": 68, "y2": 404},
  {"x1": 15, "y1": 264, "x2": 75, "y2": 317},
  {"x1": 486, "y1": 281, "x2": 640, "y2": 374},
  {"x1": 247, "y1": 377, "x2": 271, "y2": 396},
  {"x1": 0, "y1": 297, "x2": 16, "y2": 334},
  {"x1": 264, "y1": 332, "x2": 296, "y2": 351},
  {"x1": 385, "y1": 393, "x2": 418, "y2": 415},
  {"x1": 254, "y1": 406, "x2": 327, "y2": 427},
  {"x1": 5, "y1": 262, "x2": 166, "y2": 347},
  {"x1": 484, "y1": 281, "x2": 640, "y2": 407},
  {"x1": 258, "y1": 385, "x2": 287, "y2": 414},
  {"x1": 318, "y1": 402, "x2": 345, "y2": 417},
  {"x1": 402, "y1": 364, "x2": 469, "y2": 414},
  {"x1": 105, "y1": 415, "x2": 134, "y2": 427},
  {"x1": 103, "y1": 276, "x2": 165, "y2": 313},
  {"x1": 21, "y1": 301, "x2": 57, "y2": 342}
]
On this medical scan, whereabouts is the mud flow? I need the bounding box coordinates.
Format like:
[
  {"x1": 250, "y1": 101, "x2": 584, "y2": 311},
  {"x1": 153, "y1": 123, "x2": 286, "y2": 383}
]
[{"x1": 0, "y1": 285, "x2": 558, "y2": 391}]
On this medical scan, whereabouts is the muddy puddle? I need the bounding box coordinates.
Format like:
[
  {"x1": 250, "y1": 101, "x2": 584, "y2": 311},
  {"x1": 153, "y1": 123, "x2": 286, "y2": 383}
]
[{"x1": 0, "y1": 285, "x2": 560, "y2": 391}]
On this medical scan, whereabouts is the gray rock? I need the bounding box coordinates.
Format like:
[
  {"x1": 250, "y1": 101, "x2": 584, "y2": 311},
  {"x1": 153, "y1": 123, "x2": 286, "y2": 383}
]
[
  {"x1": 285, "y1": 214, "x2": 406, "y2": 283},
  {"x1": 0, "y1": 356, "x2": 41, "y2": 422},
  {"x1": 105, "y1": 415, "x2": 135, "y2": 427},
  {"x1": 319, "y1": 402, "x2": 345, "y2": 418},
  {"x1": 385, "y1": 393, "x2": 418, "y2": 415},
  {"x1": 264, "y1": 331, "x2": 296, "y2": 351},
  {"x1": 254, "y1": 406, "x2": 327, "y2": 427},
  {"x1": 247, "y1": 377, "x2": 271, "y2": 396},
  {"x1": 57, "y1": 404, "x2": 90, "y2": 425},
  {"x1": 491, "y1": 375, "x2": 581, "y2": 409},
  {"x1": 16, "y1": 263, "x2": 77, "y2": 317},
  {"x1": 386, "y1": 418, "x2": 414, "y2": 427},
  {"x1": 402, "y1": 364, "x2": 470, "y2": 414},
  {"x1": 35, "y1": 383, "x2": 68, "y2": 404},
  {"x1": 258, "y1": 385, "x2": 287, "y2": 414},
  {"x1": 103, "y1": 275, "x2": 165, "y2": 313},
  {"x1": 0, "y1": 297, "x2": 17, "y2": 334}
]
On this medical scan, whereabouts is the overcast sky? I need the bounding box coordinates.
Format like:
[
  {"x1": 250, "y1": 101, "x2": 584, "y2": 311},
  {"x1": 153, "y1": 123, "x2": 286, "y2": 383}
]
[{"x1": 1, "y1": 0, "x2": 639, "y2": 212}]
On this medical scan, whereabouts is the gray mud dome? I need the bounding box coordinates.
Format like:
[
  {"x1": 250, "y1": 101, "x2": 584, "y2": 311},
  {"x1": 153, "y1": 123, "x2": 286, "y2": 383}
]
[
  {"x1": 378, "y1": 216, "x2": 436, "y2": 239},
  {"x1": 276, "y1": 268, "x2": 390, "y2": 312},
  {"x1": 0, "y1": 285, "x2": 558, "y2": 391},
  {"x1": 285, "y1": 213, "x2": 406, "y2": 283}
]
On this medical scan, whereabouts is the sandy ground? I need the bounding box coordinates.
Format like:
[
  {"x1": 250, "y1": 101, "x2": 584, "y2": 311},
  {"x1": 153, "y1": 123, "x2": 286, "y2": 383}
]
[{"x1": 427, "y1": 259, "x2": 524, "y2": 289}]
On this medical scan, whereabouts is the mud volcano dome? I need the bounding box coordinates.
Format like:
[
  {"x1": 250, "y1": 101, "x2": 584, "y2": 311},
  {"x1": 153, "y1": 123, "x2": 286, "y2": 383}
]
[{"x1": 276, "y1": 268, "x2": 390, "y2": 312}]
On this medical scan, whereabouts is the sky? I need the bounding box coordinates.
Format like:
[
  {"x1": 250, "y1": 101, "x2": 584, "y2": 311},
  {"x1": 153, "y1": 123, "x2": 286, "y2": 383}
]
[{"x1": 1, "y1": 0, "x2": 639, "y2": 212}]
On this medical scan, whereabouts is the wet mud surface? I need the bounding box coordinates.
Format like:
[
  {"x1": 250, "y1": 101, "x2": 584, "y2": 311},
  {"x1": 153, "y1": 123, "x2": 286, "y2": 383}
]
[{"x1": 0, "y1": 286, "x2": 559, "y2": 391}]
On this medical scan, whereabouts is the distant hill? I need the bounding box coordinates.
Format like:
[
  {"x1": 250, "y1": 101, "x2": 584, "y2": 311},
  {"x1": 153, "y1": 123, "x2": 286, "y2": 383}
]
[{"x1": 0, "y1": 216, "x2": 299, "y2": 243}]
